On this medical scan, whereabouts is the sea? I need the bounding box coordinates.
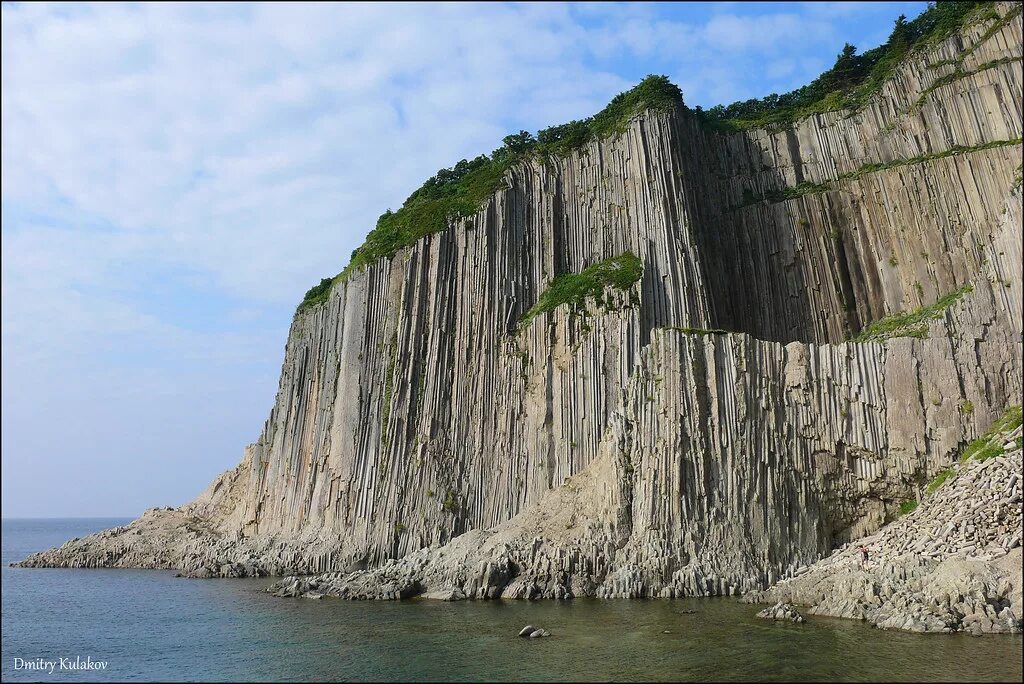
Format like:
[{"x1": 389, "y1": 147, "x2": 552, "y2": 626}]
[{"x1": 2, "y1": 518, "x2": 1022, "y2": 682}]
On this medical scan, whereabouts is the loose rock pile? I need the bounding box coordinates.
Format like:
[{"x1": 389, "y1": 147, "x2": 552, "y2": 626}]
[{"x1": 748, "y1": 425, "x2": 1023, "y2": 635}]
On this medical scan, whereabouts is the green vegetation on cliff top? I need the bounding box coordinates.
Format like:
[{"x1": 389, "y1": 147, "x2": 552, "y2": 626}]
[
  {"x1": 338, "y1": 77, "x2": 681, "y2": 281},
  {"x1": 519, "y1": 252, "x2": 643, "y2": 328},
  {"x1": 694, "y1": 1, "x2": 1009, "y2": 131},
  {"x1": 299, "y1": 75, "x2": 678, "y2": 310},
  {"x1": 298, "y1": 277, "x2": 335, "y2": 311},
  {"x1": 299, "y1": 1, "x2": 1013, "y2": 311}
]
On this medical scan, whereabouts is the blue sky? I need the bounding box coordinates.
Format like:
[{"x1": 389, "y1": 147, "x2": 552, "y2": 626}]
[{"x1": 1, "y1": 1, "x2": 927, "y2": 517}]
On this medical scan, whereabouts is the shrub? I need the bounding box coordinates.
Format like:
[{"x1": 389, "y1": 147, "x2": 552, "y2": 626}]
[{"x1": 297, "y1": 277, "x2": 336, "y2": 311}]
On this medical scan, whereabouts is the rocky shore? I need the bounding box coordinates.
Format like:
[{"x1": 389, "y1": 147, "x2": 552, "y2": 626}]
[{"x1": 746, "y1": 423, "x2": 1023, "y2": 635}]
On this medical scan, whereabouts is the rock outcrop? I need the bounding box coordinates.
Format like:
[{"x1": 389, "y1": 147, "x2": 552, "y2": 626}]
[
  {"x1": 16, "y1": 2, "x2": 1024, "y2": 630},
  {"x1": 757, "y1": 603, "x2": 806, "y2": 624}
]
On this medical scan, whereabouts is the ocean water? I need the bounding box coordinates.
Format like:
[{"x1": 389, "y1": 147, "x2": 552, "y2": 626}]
[{"x1": 2, "y1": 519, "x2": 1021, "y2": 683}]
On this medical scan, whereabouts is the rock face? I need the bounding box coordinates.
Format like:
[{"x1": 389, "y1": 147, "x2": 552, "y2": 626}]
[
  {"x1": 16, "y1": 3, "x2": 1024, "y2": 625},
  {"x1": 745, "y1": 423, "x2": 1023, "y2": 635}
]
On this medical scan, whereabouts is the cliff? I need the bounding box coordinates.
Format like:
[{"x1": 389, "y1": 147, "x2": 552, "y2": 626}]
[{"x1": 18, "y1": 2, "x2": 1024, "y2": 622}]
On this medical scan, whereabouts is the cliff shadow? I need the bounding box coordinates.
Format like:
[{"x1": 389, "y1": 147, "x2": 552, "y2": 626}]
[{"x1": 672, "y1": 110, "x2": 861, "y2": 345}]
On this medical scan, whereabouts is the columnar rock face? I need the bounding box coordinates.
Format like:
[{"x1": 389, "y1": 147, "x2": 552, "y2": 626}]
[
  {"x1": 265, "y1": 313, "x2": 1021, "y2": 602},
  {"x1": 18, "y1": 3, "x2": 1024, "y2": 610}
]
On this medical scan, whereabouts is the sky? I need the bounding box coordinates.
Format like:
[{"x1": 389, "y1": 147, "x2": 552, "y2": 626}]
[{"x1": 1, "y1": 1, "x2": 928, "y2": 518}]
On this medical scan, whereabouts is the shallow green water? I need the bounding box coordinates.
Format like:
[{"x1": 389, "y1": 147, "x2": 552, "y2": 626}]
[{"x1": 3, "y1": 519, "x2": 1022, "y2": 682}]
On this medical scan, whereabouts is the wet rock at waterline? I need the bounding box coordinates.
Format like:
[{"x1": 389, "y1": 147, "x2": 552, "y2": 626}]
[{"x1": 757, "y1": 603, "x2": 806, "y2": 624}]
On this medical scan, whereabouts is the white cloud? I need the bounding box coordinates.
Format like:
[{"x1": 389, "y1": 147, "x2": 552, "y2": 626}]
[
  {"x1": 3, "y1": 3, "x2": 635, "y2": 299},
  {"x1": 1, "y1": 1, "x2": 924, "y2": 516}
]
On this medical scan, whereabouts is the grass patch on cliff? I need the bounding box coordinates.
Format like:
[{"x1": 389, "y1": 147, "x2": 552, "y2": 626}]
[
  {"x1": 898, "y1": 499, "x2": 919, "y2": 516},
  {"x1": 732, "y1": 138, "x2": 1022, "y2": 209},
  {"x1": 843, "y1": 138, "x2": 1023, "y2": 182},
  {"x1": 519, "y1": 252, "x2": 643, "y2": 328},
  {"x1": 692, "y1": 2, "x2": 1002, "y2": 132},
  {"x1": 960, "y1": 405, "x2": 1023, "y2": 462},
  {"x1": 911, "y1": 55, "x2": 1022, "y2": 111},
  {"x1": 926, "y1": 468, "x2": 954, "y2": 495},
  {"x1": 851, "y1": 284, "x2": 973, "y2": 342},
  {"x1": 662, "y1": 326, "x2": 730, "y2": 336},
  {"x1": 921, "y1": 406, "x2": 1021, "y2": 500}
]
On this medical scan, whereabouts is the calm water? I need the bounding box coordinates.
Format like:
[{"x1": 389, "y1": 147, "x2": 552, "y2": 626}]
[{"x1": 2, "y1": 519, "x2": 1022, "y2": 682}]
